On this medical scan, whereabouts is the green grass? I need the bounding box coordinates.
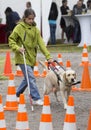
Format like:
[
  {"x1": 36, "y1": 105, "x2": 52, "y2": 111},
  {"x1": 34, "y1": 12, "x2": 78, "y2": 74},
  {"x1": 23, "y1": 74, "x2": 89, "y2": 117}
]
[{"x1": 0, "y1": 42, "x2": 91, "y2": 53}]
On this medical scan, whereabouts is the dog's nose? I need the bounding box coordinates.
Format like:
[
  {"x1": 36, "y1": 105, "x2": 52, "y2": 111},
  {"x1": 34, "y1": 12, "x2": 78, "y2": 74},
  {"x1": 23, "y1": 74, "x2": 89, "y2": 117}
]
[{"x1": 71, "y1": 78, "x2": 74, "y2": 82}]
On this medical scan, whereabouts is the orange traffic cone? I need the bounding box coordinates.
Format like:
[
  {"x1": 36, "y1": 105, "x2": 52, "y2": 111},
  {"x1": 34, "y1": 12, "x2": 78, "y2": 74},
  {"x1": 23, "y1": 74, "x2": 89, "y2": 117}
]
[
  {"x1": 0, "y1": 95, "x2": 7, "y2": 130},
  {"x1": 66, "y1": 60, "x2": 71, "y2": 70},
  {"x1": 87, "y1": 110, "x2": 91, "y2": 130},
  {"x1": 40, "y1": 60, "x2": 48, "y2": 77},
  {"x1": 39, "y1": 95, "x2": 53, "y2": 130},
  {"x1": 15, "y1": 66, "x2": 23, "y2": 76},
  {"x1": 4, "y1": 74, "x2": 18, "y2": 110},
  {"x1": 57, "y1": 53, "x2": 63, "y2": 66},
  {"x1": 34, "y1": 62, "x2": 40, "y2": 77},
  {"x1": 16, "y1": 94, "x2": 29, "y2": 130},
  {"x1": 80, "y1": 43, "x2": 91, "y2": 66},
  {"x1": 3, "y1": 51, "x2": 13, "y2": 76},
  {"x1": 63, "y1": 95, "x2": 77, "y2": 130},
  {"x1": 78, "y1": 62, "x2": 91, "y2": 91}
]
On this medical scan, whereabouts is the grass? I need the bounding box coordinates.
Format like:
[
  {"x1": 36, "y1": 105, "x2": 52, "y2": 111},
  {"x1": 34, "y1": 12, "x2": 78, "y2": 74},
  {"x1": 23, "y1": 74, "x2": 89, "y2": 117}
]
[{"x1": 0, "y1": 42, "x2": 91, "y2": 53}]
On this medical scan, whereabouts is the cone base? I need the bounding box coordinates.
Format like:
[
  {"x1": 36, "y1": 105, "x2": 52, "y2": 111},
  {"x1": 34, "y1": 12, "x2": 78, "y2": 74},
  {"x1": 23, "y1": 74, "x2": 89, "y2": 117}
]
[
  {"x1": 72, "y1": 87, "x2": 91, "y2": 91},
  {"x1": 80, "y1": 62, "x2": 91, "y2": 66},
  {"x1": 2, "y1": 73, "x2": 14, "y2": 77},
  {"x1": 0, "y1": 128, "x2": 6, "y2": 130},
  {"x1": 15, "y1": 74, "x2": 23, "y2": 77},
  {"x1": 72, "y1": 86, "x2": 79, "y2": 91},
  {"x1": 40, "y1": 74, "x2": 46, "y2": 77},
  {"x1": 34, "y1": 74, "x2": 40, "y2": 77},
  {"x1": 4, "y1": 106, "x2": 18, "y2": 111}
]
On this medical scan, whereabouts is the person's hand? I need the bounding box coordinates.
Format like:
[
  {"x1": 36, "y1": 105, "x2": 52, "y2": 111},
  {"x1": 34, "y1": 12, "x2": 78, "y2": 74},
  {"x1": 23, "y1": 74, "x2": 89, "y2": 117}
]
[
  {"x1": 47, "y1": 58, "x2": 53, "y2": 63},
  {"x1": 19, "y1": 47, "x2": 25, "y2": 54}
]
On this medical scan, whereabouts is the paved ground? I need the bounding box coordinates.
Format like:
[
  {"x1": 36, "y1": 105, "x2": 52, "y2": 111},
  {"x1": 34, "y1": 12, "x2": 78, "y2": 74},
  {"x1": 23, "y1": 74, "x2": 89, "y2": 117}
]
[{"x1": 0, "y1": 52, "x2": 91, "y2": 130}]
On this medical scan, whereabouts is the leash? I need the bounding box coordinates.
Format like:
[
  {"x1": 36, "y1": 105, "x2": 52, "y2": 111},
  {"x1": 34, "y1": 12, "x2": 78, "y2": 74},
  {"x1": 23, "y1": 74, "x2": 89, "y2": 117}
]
[{"x1": 48, "y1": 61, "x2": 63, "y2": 85}]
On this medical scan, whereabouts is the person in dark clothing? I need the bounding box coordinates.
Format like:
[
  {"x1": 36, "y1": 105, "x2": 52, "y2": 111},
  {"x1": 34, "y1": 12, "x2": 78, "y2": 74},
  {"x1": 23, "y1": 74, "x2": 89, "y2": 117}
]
[
  {"x1": 4, "y1": 7, "x2": 20, "y2": 38},
  {"x1": 74, "y1": 0, "x2": 86, "y2": 9},
  {"x1": 72, "y1": 1, "x2": 86, "y2": 43},
  {"x1": 48, "y1": 2, "x2": 58, "y2": 45},
  {"x1": 87, "y1": 0, "x2": 91, "y2": 9},
  {"x1": 60, "y1": 0, "x2": 70, "y2": 42}
]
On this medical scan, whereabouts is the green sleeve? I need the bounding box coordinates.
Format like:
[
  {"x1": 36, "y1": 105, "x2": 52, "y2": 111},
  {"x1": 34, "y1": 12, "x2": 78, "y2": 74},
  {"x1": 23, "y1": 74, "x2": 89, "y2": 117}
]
[
  {"x1": 37, "y1": 29, "x2": 52, "y2": 60},
  {"x1": 9, "y1": 29, "x2": 21, "y2": 52}
]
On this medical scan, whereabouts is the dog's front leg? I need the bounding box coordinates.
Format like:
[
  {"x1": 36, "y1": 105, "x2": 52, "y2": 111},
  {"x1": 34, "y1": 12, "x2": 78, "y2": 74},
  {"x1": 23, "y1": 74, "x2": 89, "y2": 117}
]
[
  {"x1": 60, "y1": 91, "x2": 67, "y2": 109},
  {"x1": 67, "y1": 88, "x2": 71, "y2": 101}
]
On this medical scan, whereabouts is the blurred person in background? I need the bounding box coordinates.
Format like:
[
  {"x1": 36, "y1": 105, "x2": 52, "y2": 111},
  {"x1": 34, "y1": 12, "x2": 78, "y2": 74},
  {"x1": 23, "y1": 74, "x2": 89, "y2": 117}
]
[
  {"x1": 60, "y1": 0, "x2": 70, "y2": 42},
  {"x1": 48, "y1": 2, "x2": 58, "y2": 45},
  {"x1": 26, "y1": 1, "x2": 32, "y2": 9},
  {"x1": 72, "y1": 1, "x2": 86, "y2": 43},
  {"x1": 4, "y1": 7, "x2": 20, "y2": 38},
  {"x1": 87, "y1": 0, "x2": 91, "y2": 10}
]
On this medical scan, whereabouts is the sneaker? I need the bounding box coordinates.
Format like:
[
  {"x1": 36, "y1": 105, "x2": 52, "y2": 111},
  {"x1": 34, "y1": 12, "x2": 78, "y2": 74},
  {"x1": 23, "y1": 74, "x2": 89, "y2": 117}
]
[{"x1": 33, "y1": 99, "x2": 43, "y2": 106}]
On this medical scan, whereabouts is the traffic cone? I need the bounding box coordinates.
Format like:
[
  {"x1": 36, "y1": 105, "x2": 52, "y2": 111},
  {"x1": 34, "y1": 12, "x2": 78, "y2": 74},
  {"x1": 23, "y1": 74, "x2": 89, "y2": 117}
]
[
  {"x1": 0, "y1": 95, "x2": 7, "y2": 130},
  {"x1": 33, "y1": 62, "x2": 40, "y2": 77},
  {"x1": 80, "y1": 43, "x2": 91, "y2": 66},
  {"x1": 66, "y1": 60, "x2": 71, "y2": 70},
  {"x1": 63, "y1": 95, "x2": 77, "y2": 130},
  {"x1": 78, "y1": 62, "x2": 91, "y2": 91},
  {"x1": 3, "y1": 51, "x2": 13, "y2": 76},
  {"x1": 57, "y1": 53, "x2": 63, "y2": 66},
  {"x1": 40, "y1": 60, "x2": 48, "y2": 77},
  {"x1": 87, "y1": 110, "x2": 91, "y2": 130},
  {"x1": 39, "y1": 95, "x2": 53, "y2": 130},
  {"x1": 4, "y1": 73, "x2": 18, "y2": 111},
  {"x1": 15, "y1": 66, "x2": 23, "y2": 76},
  {"x1": 16, "y1": 94, "x2": 29, "y2": 130}
]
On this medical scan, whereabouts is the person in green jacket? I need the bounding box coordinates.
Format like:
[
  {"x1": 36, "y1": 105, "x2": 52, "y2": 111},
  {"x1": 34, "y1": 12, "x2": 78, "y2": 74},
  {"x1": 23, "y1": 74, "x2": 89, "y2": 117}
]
[{"x1": 9, "y1": 8, "x2": 53, "y2": 105}]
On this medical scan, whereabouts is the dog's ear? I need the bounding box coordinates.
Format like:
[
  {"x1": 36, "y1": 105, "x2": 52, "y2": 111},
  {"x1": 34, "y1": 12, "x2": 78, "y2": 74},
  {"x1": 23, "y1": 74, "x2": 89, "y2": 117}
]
[
  {"x1": 74, "y1": 73, "x2": 76, "y2": 79},
  {"x1": 63, "y1": 72, "x2": 67, "y2": 82}
]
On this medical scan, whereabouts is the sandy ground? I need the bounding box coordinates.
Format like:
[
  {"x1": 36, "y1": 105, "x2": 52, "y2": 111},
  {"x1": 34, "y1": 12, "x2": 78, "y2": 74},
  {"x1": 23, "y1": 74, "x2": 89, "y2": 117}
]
[{"x1": 0, "y1": 52, "x2": 91, "y2": 130}]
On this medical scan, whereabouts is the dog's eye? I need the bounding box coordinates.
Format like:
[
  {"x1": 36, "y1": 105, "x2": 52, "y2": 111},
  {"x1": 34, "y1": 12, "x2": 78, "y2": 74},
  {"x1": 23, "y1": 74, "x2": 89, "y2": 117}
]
[
  {"x1": 73, "y1": 74, "x2": 75, "y2": 76},
  {"x1": 68, "y1": 74, "x2": 70, "y2": 76}
]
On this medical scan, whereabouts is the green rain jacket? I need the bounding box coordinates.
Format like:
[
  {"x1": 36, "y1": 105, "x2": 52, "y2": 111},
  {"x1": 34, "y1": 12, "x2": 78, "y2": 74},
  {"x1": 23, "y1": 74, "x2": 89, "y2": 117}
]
[{"x1": 9, "y1": 21, "x2": 52, "y2": 66}]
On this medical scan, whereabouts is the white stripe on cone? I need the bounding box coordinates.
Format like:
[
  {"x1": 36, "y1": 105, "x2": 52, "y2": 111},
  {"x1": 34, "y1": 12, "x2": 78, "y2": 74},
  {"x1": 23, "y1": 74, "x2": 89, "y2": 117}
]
[
  {"x1": 39, "y1": 122, "x2": 53, "y2": 130},
  {"x1": 42, "y1": 106, "x2": 51, "y2": 114},
  {"x1": 6, "y1": 95, "x2": 17, "y2": 101},
  {"x1": 83, "y1": 48, "x2": 87, "y2": 52},
  {"x1": 18, "y1": 104, "x2": 26, "y2": 112},
  {"x1": 0, "y1": 120, "x2": 6, "y2": 128},
  {"x1": 63, "y1": 122, "x2": 76, "y2": 130},
  {"x1": 8, "y1": 80, "x2": 14, "y2": 86},
  {"x1": 0, "y1": 104, "x2": 3, "y2": 111},
  {"x1": 16, "y1": 121, "x2": 29, "y2": 129},
  {"x1": 34, "y1": 66, "x2": 38, "y2": 71},
  {"x1": 66, "y1": 106, "x2": 75, "y2": 114},
  {"x1": 82, "y1": 57, "x2": 88, "y2": 61}
]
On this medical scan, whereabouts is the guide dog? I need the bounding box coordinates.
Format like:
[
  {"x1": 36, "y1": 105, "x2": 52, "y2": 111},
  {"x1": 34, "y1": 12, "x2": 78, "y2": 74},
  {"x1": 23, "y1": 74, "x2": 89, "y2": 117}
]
[{"x1": 39, "y1": 61, "x2": 76, "y2": 109}]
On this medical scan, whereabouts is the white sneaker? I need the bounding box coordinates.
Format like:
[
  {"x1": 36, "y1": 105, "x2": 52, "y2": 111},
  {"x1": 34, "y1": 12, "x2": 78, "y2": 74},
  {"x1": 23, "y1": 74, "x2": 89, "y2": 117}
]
[{"x1": 33, "y1": 99, "x2": 43, "y2": 106}]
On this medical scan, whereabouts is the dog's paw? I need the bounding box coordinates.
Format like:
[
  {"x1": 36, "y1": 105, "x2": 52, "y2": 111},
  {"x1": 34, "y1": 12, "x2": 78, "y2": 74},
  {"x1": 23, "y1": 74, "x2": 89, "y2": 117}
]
[{"x1": 64, "y1": 104, "x2": 68, "y2": 109}]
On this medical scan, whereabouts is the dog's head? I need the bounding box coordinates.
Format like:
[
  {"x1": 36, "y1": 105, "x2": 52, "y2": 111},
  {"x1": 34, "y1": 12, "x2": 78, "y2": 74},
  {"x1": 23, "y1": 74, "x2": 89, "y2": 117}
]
[{"x1": 63, "y1": 69, "x2": 76, "y2": 85}]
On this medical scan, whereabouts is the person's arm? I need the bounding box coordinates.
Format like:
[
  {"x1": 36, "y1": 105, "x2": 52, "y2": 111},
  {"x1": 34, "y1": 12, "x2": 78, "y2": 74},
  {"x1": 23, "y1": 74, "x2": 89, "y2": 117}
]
[{"x1": 37, "y1": 29, "x2": 52, "y2": 61}]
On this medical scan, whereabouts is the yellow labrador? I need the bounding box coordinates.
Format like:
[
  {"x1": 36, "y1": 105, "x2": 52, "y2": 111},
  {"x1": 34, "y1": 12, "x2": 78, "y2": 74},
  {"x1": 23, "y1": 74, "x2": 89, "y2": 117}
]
[{"x1": 39, "y1": 61, "x2": 76, "y2": 109}]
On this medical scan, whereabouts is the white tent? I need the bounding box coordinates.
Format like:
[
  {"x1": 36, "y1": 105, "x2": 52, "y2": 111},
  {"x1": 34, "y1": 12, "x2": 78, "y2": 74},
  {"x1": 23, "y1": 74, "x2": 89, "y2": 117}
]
[{"x1": 0, "y1": 0, "x2": 87, "y2": 44}]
